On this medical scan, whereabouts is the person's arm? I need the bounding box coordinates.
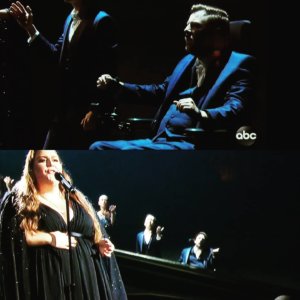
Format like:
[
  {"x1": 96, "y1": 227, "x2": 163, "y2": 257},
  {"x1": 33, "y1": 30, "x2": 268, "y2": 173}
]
[
  {"x1": 173, "y1": 98, "x2": 209, "y2": 119},
  {"x1": 3, "y1": 177, "x2": 15, "y2": 192},
  {"x1": 109, "y1": 205, "x2": 116, "y2": 226},
  {"x1": 97, "y1": 238, "x2": 115, "y2": 257},
  {"x1": 24, "y1": 229, "x2": 77, "y2": 249},
  {"x1": 9, "y1": 1, "x2": 63, "y2": 57},
  {"x1": 96, "y1": 74, "x2": 170, "y2": 105},
  {"x1": 205, "y1": 248, "x2": 219, "y2": 271},
  {"x1": 156, "y1": 226, "x2": 164, "y2": 240},
  {"x1": 9, "y1": 2, "x2": 38, "y2": 39}
]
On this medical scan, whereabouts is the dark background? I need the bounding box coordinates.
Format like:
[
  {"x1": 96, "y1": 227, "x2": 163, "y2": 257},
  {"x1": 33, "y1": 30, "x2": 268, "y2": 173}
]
[
  {"x1": 0, "y1": 0, "x2": 269, "y2": 148},
  {"x1": 1, "y1": 150, "x2": 299, "y2": 290}
]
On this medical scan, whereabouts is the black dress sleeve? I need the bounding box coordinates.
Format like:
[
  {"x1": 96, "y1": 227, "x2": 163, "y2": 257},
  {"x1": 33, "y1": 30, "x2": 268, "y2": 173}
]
[{"x1": 0, "y1": 192, "x2": 31, "y2": 300}]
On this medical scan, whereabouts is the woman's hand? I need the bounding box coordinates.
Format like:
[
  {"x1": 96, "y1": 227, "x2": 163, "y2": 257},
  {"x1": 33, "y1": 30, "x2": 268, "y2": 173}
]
[
  {"x1": 25, "y1": 230, "x2": 77, "y2": 249},
  {"x1": 98, "y1": 238, "x2": 115, "y2": 257},
  {"x1": 50, "y1": 231, "x2": 77, "y2": 249},
  {"x1": 109, "y1": 205, "x2": 116, "y2": 213}
]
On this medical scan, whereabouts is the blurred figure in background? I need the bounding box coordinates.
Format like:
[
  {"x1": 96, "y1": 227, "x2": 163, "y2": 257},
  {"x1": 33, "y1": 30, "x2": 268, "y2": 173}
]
[
  {"x1": 97, "y1": 194, "x2": 116, "y2": 231},
  {"x1": 0, "y1": 175, "x2": 15, "y2": 205},
  {"x1": 179, "y1": 231, "x2": 219, "y2": 271},
  {"x1": 136, "y1": 214, "x2": 164, "y2": 257}
]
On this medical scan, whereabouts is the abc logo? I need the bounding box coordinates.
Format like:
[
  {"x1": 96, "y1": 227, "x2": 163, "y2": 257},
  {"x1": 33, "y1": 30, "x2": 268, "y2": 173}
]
[{"x1": 236, "y1": 126, "x2": 257, "y2": 146}]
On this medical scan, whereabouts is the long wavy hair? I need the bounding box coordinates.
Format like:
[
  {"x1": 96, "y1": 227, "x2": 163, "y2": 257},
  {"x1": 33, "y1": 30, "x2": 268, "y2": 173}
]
[{"x1": 14, "y1": 150, "x2": 102, "y2": 244}]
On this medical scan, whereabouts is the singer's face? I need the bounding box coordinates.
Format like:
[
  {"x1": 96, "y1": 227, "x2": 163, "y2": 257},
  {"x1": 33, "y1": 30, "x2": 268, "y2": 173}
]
[
  {"x1": 99, "y1": 195, "x2": 108, "y2": 209},
  {"x1": 144, "y1": 215, "x2": 155, "y2": 229},
  {"x1": 33, "y1": 150, "x2": 63, "y2": 186},
  {"x1": 194, "y1": 233, "x2": 206, "y2": 248}
]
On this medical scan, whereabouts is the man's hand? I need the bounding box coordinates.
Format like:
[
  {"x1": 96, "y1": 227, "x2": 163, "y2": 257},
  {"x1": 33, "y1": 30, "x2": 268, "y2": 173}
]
[
  {"x1": 80, "y1": 111, "x2": 97, "y2": 131},
  {"x1": 98, "y1": 238, "x2": 115, "y2": 257},
  {"x1": 156, "y1": 226, "x2": 164, "y2": 240},
  {"x1": 97, "y1": 74, "x2": 121, "y2": 90},
  {"x1": 9, "y1": 1, "x2": 36, "y2": 36},
  {"x1": 173, "y1": 98, "x2": 200, "y2": 114}
]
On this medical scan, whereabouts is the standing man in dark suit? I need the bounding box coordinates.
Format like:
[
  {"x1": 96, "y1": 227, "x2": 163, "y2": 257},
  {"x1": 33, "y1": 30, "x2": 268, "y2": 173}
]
[
  {"x1": 136, "y1": 214, "x2": 164, "y2": 257},
  {"x1": 90, "y1": 3, "x2": 255, "y2": 150},
  {"x1": 9, "y1": 0, "x2": 118, "y2": 148}
]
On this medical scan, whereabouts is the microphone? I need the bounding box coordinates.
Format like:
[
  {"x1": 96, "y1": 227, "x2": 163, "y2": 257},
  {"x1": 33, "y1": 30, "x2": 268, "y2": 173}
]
[{"x1": 54, "y1": 172, "x2": 76, "y2": 193}]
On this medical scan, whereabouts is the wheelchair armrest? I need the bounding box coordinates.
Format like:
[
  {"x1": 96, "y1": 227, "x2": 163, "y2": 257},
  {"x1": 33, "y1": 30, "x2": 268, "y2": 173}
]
[
  {"x1": 184, "y1": 128, "x2": 232, "y2": 149},
  {"x1": 126, "y1": 118, "x2": 154, "y2": 125}
]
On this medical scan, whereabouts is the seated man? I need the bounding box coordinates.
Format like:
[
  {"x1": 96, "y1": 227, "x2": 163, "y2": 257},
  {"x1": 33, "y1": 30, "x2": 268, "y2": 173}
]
[
  {"x1": 136, "y1": 214, "x2": 164, "y2": 257},
  {"x1": 179, "y1": 231, "x2": 218, "y2": 270},
  {"x1": 90, "y1": 3, "x2": 255, "y2": 150}
]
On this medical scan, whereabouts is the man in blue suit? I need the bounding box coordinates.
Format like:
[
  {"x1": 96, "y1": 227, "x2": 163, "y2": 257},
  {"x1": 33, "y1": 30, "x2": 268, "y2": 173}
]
[
  {"x1": 9, "y1": 0, "x2": 118, "y2": 148},
  {"x1": 179, "y1": 231, "x2": 217, "y2": 270},
  {"x1": 136, "y1": 214, "x2": 164, "y2": 257},
  {"x1": 90, "y1": 3, "x2": 254, "y2": 150}
]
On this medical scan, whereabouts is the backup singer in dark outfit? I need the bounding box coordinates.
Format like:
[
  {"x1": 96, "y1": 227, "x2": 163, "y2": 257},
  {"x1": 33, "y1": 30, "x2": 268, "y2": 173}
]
[
  {"x1": 0, "y1": 150, "x2": 127, "y2": 300},
  {"x1": 90, "y1": 3, "x2": 254, "y2": 150},
  {"x1": 179, "y1": 231, "x2": 216, "y2": 270},
  {"x1": 136, "y1": 214, "x2": 164, "y2": 257},
  {"x1": 9, "y1": 0, "x2": 118, "y2": 148}
]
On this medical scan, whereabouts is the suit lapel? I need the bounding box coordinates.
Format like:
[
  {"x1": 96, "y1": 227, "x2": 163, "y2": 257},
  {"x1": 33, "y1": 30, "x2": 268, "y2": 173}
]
[
  {"x1": 69, "y1": 20, "x2": 90, "y2": 49},
  {"x1": 60, "y1": 14, "x2": 72, "y2": 63},
  {"x1": 165, "y1": 54, "x2": 195, "y2": 100},
  {"x1": 153, "y1": 54, "x2": 195, "y2": 128},
  {"x1": 200, "y1": 51, "x2": 239, "y2": 109},
  {"x1": 186, "y1": 247, "x2": 193, "y2": 264}
]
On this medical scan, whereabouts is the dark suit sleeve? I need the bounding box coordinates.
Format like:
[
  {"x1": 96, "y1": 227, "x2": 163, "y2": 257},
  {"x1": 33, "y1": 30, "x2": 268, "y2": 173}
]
[
  {"x1": 0, "y1": 193, "x2": 30, "y2": 299},
  {"x1": 28, "y1": 32, "x2": 64, "y2": 64},
  {"x1": 205, "y1": 248, "x2": 216, "y2": 271},
  {"x1": 206, "y1": 56, "x2": 255, "y2": 128}
]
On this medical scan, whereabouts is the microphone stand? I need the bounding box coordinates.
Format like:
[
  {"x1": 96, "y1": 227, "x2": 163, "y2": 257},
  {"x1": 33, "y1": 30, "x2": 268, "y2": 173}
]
[{"x1": 64, "y1": 189, "x2": 75, "y2": 300}]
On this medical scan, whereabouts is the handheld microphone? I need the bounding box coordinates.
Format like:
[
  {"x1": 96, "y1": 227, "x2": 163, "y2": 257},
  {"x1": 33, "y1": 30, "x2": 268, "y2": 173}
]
[{"x1": 54, "y1": 172, "x2": 76, "y2": 193}]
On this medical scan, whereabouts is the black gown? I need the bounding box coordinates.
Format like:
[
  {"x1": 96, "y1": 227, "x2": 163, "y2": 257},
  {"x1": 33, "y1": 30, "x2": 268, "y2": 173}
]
[{"x1": 0, "y1": 193, "x2": 127, "y2": 300}]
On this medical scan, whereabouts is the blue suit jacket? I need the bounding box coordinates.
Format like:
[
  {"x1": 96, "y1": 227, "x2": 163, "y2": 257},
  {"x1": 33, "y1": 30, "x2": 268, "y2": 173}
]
[
  {"x1": 123, "y1": 51, "x2": 255, "y2": 133},
  {"x1": 179, "y1": 246, "x2": 214, "y2": 270},
  {"x1": 136, "y1": 231, "x2": 162, "y2": 257}
]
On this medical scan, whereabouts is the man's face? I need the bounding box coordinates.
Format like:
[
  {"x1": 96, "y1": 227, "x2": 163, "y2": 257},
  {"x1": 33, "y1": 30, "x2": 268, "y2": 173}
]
[
  {"x1": 194, "y1": 233, "x2": 206, "y2": 248},
  {"x1": 144, "y1": 215, "x2": 155, "y2": 230},
  {"x1": 184, "y1": 10, "x2": 212, "y2": 56}
]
